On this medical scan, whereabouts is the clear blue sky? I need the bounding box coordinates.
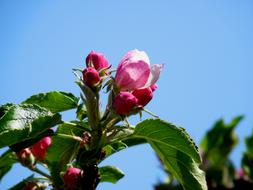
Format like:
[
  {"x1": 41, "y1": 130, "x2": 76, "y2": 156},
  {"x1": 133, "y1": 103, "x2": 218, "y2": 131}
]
[{"x1": 1, "y1": 1, "x2": 253, "y2": 189}]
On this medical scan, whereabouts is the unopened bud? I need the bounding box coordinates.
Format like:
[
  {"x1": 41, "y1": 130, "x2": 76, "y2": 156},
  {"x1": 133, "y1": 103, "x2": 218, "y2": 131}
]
[
  {"x1": 112, "y1": 92, "x2": 138, "y2": 115},
  {"x1": 30, "y1": 136, "x2": 52, "y2": 161},
  {"x1": 132, "y1": 87, "x2": 153, "y2": 107},
  {"x1": 82, "y1": 67, "x2": 101, "y2": 87},
  {"x1": 17, "y1": 148, "x2": 35, "y2": 167},
  {"x1": 63, "y1": 167, "x2": 82, "y2": 190},
  {"x1": 86, "y1": 51, "x2": 109, "y2": 71}
]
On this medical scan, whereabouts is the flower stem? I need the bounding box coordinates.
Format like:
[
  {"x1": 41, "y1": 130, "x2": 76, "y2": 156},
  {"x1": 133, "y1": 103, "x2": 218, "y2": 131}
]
[
  {"x1": 56, "y1": 133, "x2": 83, "y2": 142},
  {"x1": 142, "y1": 108, "x2": 159, "y2": 118},
  {"x1": 30, "y1": 167, "x2": 52, "y2": 180}
]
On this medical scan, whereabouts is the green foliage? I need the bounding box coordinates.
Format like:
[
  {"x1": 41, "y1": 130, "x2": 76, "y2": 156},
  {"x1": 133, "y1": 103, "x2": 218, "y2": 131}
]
[
  {"x1": 23, "y1": 91, "x2": 79, "y2": 113},
  {"x1": 46, "y1": 122, "x2": 85, "y2": 186},
  {"x1": 134, "y1": 119, "x2": 207, "y2": 190},
  {"x1": 0, "y1": 104, "x2": 61, "y2": 148},
  {"x1": 99, "y1": 166, "x2": 124, "y2": 184},
  {"x1": 200, "y1": 116, "x2": 243, "y2": 166},
  {"x1": 8, "y1": 175, "x2": 34, "y2": 190},
  {"x1": 0, "y1": 150, "x2": 17, "y2": 181},
  {"x1": 242, "y1": 129, "x2": 253, "y2": 181}
]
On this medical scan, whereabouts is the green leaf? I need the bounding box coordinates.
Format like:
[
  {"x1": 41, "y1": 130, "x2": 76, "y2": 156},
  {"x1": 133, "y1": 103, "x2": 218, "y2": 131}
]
[
  {"x1": 46, "y1": 122, "x2": 85, "y2": 187},
  {"x1": 133, "y1": 119, "x2": 207, "y2": 190},
  {"x1": 0, "y1": 149, "x2": 17, "y2": 181},
  {"x1": 22, "y1": 91, "x2": 79, "y2": 113},
  {"x1": 8, "y1": 175, "x2": 34, "y2": 190},
  {"x1": 99, "y1": 166, "x2": 124, "y2": 184},
  {"x1": 0, "y1": 104, "x2": 61, "y2": 148},
  {"x1": 200, "y1": 116, "x2": 243, "y2": 166},
  {"x1": 242, "y1": 129, "x2": 253, "y2": 180},
  {"x1": 46, "y1": 122, "x2": 84, "y2": 163}
]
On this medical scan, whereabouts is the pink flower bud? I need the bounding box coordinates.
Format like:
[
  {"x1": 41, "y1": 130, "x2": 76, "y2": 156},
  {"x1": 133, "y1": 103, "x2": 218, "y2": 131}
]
[
  {"x1": 150, "y1": 83, "x2": 158, "y2": 92},
  {"x1": 132, "y1": 87, "x2": 153, "y2": 107},
  {"x1": 30, "y1": 136, "x2": 51, "y2": 161},
  {"x1": 63, "y1": 167, "x2": 82, "y2": 190},
  {"x1": 115, "y1": 49, "x2": 163, "y2": 91},
  {"x1": 113, "y1": 92, "x2": 138, "y2": 115},
  {"x1": 82, "y1": 67, "x2": 101, "y2": 87},
  {"x1": 86, "y1": 51, "x2": 109, "y2": 71},
  {"x1": 17, "y1": 148, "x2": 34, "y2": 166}
]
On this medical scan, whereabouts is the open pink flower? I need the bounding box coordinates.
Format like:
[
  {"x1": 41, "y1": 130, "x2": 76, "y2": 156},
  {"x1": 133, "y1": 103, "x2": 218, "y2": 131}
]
[{"x1": 115, "y1": 49, "x2": 163, "y2": 91}]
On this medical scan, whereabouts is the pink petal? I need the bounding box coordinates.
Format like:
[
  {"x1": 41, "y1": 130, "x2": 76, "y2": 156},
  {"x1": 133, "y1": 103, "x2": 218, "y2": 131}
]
[
  {"x1": 144, "y1": 64, "x2": 164, "y2": 88},
  {"x1": 117, "y1": 49, "x2": 150, "y2": 72},
  {"x1": 115, "y1": 60, "x2": 150, "y2": 91}
]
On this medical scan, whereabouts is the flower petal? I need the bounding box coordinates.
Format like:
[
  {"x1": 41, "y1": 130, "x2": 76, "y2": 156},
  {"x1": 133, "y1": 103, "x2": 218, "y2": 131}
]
[
  {"x1": 144, "y1": 64, "x2": 164, "y2": 88},
  {"x1": 115, "y1": 60, "x2": 150, "y2": 91}
]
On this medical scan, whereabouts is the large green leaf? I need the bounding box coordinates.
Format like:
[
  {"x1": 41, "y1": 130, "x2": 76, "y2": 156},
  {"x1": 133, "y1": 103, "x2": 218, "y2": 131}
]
[
  {"x1": 200, "y1": 116, "x2": 243, "y2": 166},
  {"x1": 22, "y1": 91, "x2": 79, "y2": 113},
  {"x1": 99, "y1": 166, "x2": 124, "y2": 184},
  {"x1": 0, "y1": 149, "x2": 17, "y2": 181},
  {"x1": 0, "y1": 104, "x2": 61, "y2": 148},
  {"x1": 46, "y1": 122, "x2": 85, "y2": 187},
  {"x1": 133, "y1": 119, "x2": 207, "y2": 190}
]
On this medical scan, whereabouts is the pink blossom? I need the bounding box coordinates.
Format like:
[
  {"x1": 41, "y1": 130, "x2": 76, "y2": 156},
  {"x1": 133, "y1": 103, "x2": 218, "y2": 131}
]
[
  {"x1": 63, "y1": 167, "x2": 82, "y2": 190},
  {"x1": 82, "y1": 67, "x2": 101, "y2": 87},
  {"x1": 112, "y1": 92, "x2": 138, "y2": 115},
  {"x1": 86, "y1": 51, "x2": 109, "y2": 71},
  {"x1": 30, "y1": 136, "x2": 52, "y2": 161},
  {"x1": 132, "y1": 87, "x2": 153, "y2": 107},
  {"x1": 115, "y1": 49, "x2": 163, "y2": 91}
]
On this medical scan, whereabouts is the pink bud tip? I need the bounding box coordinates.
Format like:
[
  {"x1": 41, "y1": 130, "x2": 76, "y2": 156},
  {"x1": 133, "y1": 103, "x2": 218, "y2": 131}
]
[
  {"x1": 63, "y1": 167, "x2": 82, "y2": 190},
  {"x1": 86, "y1": 51, "x2": 109, "y2": 71},
  {"x1": 82, "y1": 67, "x2": 101, "y2": 87},
  {"x1": 30, "y1": 136, "x2": 52, "y2": 161},
  {"x1": 112, "y1": 92, "x2": 138, "y2": 115},
  {"x1": 132, "y1": 87, "x2": 153, "y2": 107}
]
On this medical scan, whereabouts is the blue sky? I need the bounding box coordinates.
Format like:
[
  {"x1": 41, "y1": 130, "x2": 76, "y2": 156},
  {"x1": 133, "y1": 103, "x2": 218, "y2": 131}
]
[{"x1": 0, "y1": 1, "x2": 253, "y2": 189}]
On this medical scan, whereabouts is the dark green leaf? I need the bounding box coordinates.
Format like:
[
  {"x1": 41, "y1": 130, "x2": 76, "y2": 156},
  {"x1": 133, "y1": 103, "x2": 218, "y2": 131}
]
[
  {"x1": 99, "y1": 166, "x2": 124, "y2": 184},
  {"x1": 8, "y1": 175, "x2": 34, "y2": 190},
  {"x1": 200, "y1": 116, "x2": 243, "y2": 166},
  {"x1": 134, "y1": 119, "x2": 207, "y2": 190},
  {"x1": 22, "y1": 91, "x2": 79, "y2": 113},
  {"x1": 0, "y1": 104, "x2": 61, "y2": 148},
  {"x1": 242, "y1": 129, "x2": 253, "y2": 181},
  {"x1": 242, "y1": 153, "x2": 253, "y2": 180},
  {"x1": 10, "y1": 129, "x2": 54, "y2": 152},
  {"x1": 0, "y1": 150, "x2": 17, "y2": 181}
]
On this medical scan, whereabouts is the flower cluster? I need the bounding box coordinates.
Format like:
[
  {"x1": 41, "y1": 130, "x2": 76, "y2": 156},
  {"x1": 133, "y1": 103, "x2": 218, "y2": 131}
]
[{"x1": 82, "y1": 49, "x2": 163, "y2": 116}]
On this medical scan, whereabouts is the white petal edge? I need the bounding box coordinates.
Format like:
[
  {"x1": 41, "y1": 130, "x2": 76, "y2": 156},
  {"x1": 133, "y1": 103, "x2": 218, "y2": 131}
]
[{"x1": 144, "y1": 64, "x2": 164, "y2": 88}]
